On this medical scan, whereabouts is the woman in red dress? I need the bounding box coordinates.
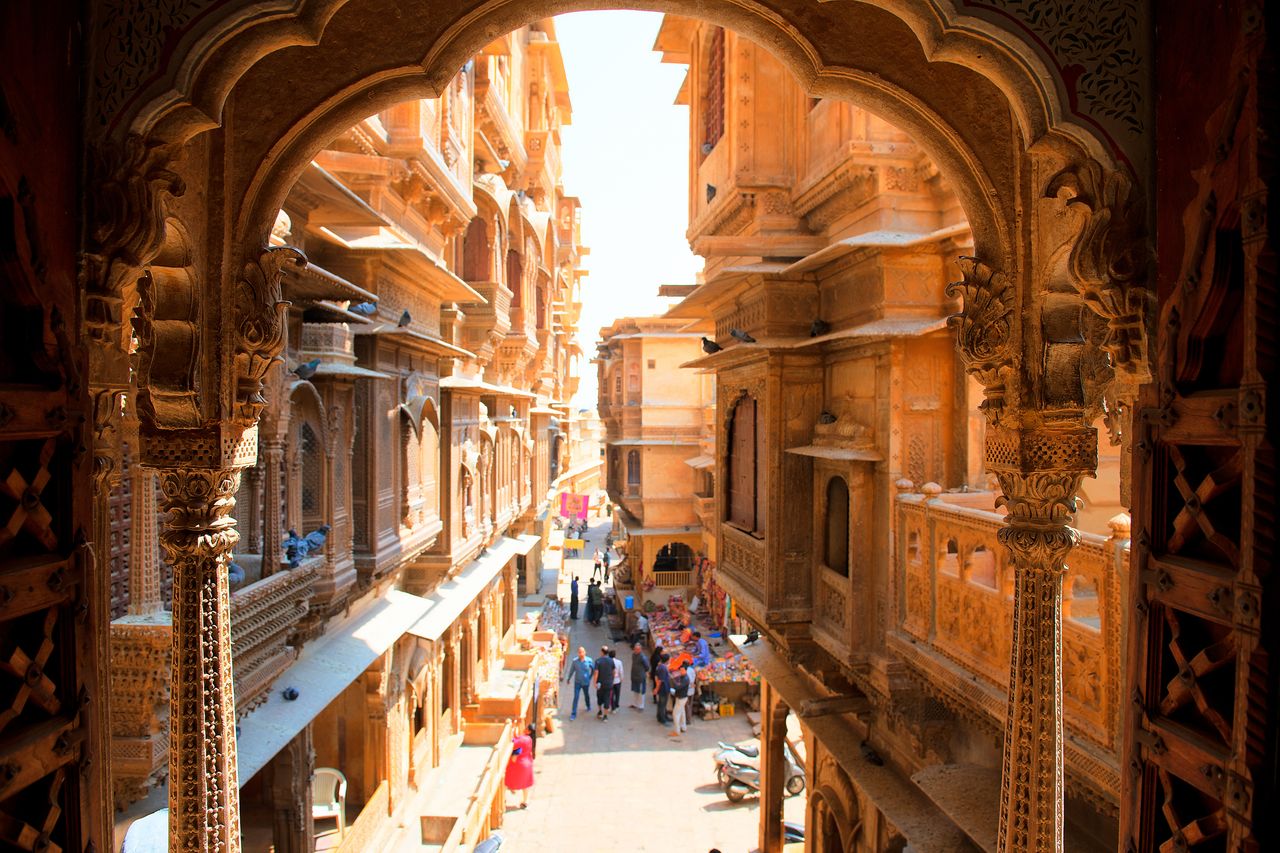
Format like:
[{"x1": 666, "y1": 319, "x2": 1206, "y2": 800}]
[{"x1": 505, "y1": 724, "x2": 536, "y2": 808}]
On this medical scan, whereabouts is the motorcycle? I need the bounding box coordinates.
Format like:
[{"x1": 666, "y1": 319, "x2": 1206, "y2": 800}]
[
  {"x1": 714, "y1": 740, "x2": 806, "y2": 796},
  {"x1": 784, "y1": 822, "x2": 805, "y2": 844}
]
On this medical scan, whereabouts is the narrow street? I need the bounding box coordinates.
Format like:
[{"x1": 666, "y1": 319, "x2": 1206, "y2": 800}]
[{"x1": 495, "y1": 513, "x2": 804, "y2": 852}]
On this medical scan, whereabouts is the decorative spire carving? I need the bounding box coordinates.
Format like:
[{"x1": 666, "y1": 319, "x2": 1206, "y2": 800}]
[
  {"x1": 947, "y1": 257, "x2": 1016, "y2": 424},
  {"x1": 233, "y1": 246, "x2": 305, "y2": 423}
]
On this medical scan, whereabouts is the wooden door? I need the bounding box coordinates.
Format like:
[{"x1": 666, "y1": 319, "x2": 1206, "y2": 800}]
[{"x1": 1124, "y1": 5, "x2": 1277, "y2": 851}]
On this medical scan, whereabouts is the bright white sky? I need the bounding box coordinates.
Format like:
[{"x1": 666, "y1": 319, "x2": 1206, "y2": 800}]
[{"x1": 555, "y1": 11, "x2": 703, "y2": 408}]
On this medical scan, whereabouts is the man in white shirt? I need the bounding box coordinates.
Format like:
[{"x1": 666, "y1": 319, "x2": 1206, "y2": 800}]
[{"x1": 609, "y1": 648, "x2": 624, "y2": 711}]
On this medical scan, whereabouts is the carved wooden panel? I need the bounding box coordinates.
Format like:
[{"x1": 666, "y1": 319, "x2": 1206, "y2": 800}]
[
  {"x1": 0, "y1": 3, "x2": 104, "y2": 848},
  {"x1": 1124, "y1": 5, "x2": 1276, "y2": 851}
]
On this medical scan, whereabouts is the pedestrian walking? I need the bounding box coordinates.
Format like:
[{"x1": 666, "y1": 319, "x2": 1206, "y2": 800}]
[
  {"x1": 504, "y1": 723, "x2": 536, "y2": 808},
  {"x1": 562, "y1": 646, "x2": 594, "y2": 720},
  {"x1": 569, "y1": 576, "x2": 580, "y2": 620},
  {"x1": 609, "y1": 647, "x2": 623, "y2": 711},
  {"x1": 603, "y1": 549, "x2": 612, "y2": 583},
  {"x1": 629, "y1": 643, "x2": 651, "y2": 710},
  {"x1": 586, "y1": 580, "x2": 604, "y2": 626},
  {"x1": 654, "y1": 653, "x2": 672, "y2": 725},
  {"x1": 592, "y1": 548, "x2": 603, "y2": 581},
  {"x1": 591, "y1": 645, "x2": 616, "y2": 721},
  {"x1": 669, "y1": 666, "x2": 691, "y2": 738}
]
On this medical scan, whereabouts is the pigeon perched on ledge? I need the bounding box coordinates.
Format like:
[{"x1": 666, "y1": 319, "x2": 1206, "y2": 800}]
[
  {"x1": 819, "y1": 411, "x2": 838, "y2": 424},
  {"x1": 349, "y1": 301, "x2": 377, "y2": 316},
  {"x1": 228, "y1": 561, "x2": 245, "y2": 587},
  {"x1": 860, "y1": 740, "x2": 884, "y2": 766},
  {"x1": 292, "y1": 359, "x2": 320, "y2": 380},
  {"x1": 398, "y1": 309, "x2": 412, "y2": 327},
  {"x1": 701, "y1": 337, "x2": 723, "y2": 354},
  {"x1": 810, "y1": 318, "x2": 830, "y2": 337},
  {"x1": 729, "y1": 328, "x2": 756, "y2": 343}
]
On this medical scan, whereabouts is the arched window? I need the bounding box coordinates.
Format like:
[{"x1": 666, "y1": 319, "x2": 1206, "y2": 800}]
[
  {"x1": 626, "y1": 449, "x2": 640, "y2": 493},
  {"x1": 608, "y1": 447, "x2": 620, "y2": 492},
  {"x1": 462, "y1": 217, "x2": 489, "y2": 281},
  {"x1": 726, "y1": 395, "x2": 765, "y2": 533},
  {"x1": 506, "y1": 248, "x2": 523, "y2": 307},
  {"x1": 401, "y1": 415, "x2": 418, "y2": 524},
  {"x1": 702, "y1": 27, "x2": 726, "y2": 153},
  {"x1": 299, "y1": 422, "x2": 323, "y2": 530},
  {"x1": 825, "y1": 476, "x2": 849, "y2": 576}
]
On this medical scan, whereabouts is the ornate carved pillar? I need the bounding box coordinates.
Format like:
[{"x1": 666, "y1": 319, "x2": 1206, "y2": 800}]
[
  {"x1": 270, "y1": 725, "x2": 315, "y2": 853},
  {"x1": 261, "y1": 437, "x2": 286, "y2": 574},
  {"x1": 128, "y1": 463, "x2": 163, "y2": 614},
  {"x1": 757, "y1": 681, "x2": 790, "y2": 853},
  {"x1": 988, "y1": 430, "x2": 1094, "y2": 853},
  {"x1": 147, "y1": 427, "x2": 257, "y2": 845},
  {"x1": 243, "y1": 461, "x2": 263, "y2": 554},
  {"x1": 949, "y1": 256, "x2": 1101, "y2": 853},
  {"x1": 146, "y1": 429, "x2": 256, "y2": 852}
]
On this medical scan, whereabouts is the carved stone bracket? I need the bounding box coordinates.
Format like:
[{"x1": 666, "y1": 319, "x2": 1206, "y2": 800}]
[
  {"x1": 84, "y1": 134, "x2": 185, "y2": 352},
  {"x1": 234, "y1": 246, "x2": 306, "y2": 424},
  {"x1": 947, "y1": 257, "x2": 1017, "y2": 425},
  {"x1": 1046, "y1": 162, "x2": 1154, "y2": 390}
]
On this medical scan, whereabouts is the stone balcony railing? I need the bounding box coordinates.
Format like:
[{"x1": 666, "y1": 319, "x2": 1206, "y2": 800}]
[
  {"x1": 109, "y1": 556, "x2": 320, "y2": 809},
  {"x1": 888, "y1": 483, "x2": 1128, "y2": 807},
  {"x1": 230, "y1": 558, "x2": 319, "y2": 715}
]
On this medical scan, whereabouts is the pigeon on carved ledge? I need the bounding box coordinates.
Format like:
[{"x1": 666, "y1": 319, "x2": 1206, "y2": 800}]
[
  {"x1": 228, "y1": 562, "x2": 245, "y2": 587},
  {"x1": 282, "y1": 686, "x2": 300, "y2": 701},
  {"x1": 701, "y1": 337, "x2": 722, "y2": 354},
  {"x1": 283, "y1": 528, "x2": 303, "y2": 568},
  {"x1": 809, "y1": 318, "x2": 830, "y2": 337},
  {"x1": 729, "y1": 328, "x2": 756, "y2": 343},
  {"x1": 302, "y1": 524, "x2": 331, "y2": 555},
  {"x1": 292, "y1": 359, "x2": 320, "y2": 380},
  {"x1": 349, "y1": 301, "x2": 377, "y2": 316},
  {"x1": 819, "y1": 411, "x2": 838, "y2": 424},
  {"x1": 860, "y1": 740, "x2": 884, "y2": 766},
  {"x1": 398, "y1": 309, "x2": 412, "y2": 327}
]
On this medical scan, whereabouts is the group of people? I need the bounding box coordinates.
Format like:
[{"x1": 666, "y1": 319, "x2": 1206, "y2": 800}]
[
  {"x1": 567, "y1": 576, "x2": 608, "y2": 626},
  {"x1": 591, "y1": 546, "x2": 612, "y2": 582},
  {"x1": 649, "y1": 644, "x2": 698, "y2": 738},
  {"x1": 562, "y1": 644, "x2": 628, "y2": 721}
]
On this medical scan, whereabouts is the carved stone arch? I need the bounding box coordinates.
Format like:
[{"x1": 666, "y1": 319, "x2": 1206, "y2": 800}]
[
  {"x1": 287, "y1": 379, "x2": 327, "y2": 444},
  {"x1": 109, "y1": 0, "x2": 1147, "y2": 269}
]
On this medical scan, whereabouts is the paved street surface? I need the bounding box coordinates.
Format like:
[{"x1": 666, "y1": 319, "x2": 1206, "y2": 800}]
[{"x1": 495, "y1": 513, "x2": 805, "y2": 853}]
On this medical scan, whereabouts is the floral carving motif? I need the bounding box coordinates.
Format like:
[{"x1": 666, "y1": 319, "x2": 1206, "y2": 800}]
[
  {"x1": 234, "y1": 246, "x2": 305, "y2": 424},
  {"x1": 964, "y1": 1, "x2": 1146, "y2": 141},
  {"x1": 947, "y1": 258, "x2": 1015, "y2": 421}
]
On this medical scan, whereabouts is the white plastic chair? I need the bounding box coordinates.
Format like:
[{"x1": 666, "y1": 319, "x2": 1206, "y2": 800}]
[{"x1": 312, "y1": 767, "x2": 348, "y2": 839}]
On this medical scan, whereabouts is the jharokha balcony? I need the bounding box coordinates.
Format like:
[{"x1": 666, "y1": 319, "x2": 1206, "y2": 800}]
[{"x1": 886, "y1": 481, "x2": 1129, "y2": 813}]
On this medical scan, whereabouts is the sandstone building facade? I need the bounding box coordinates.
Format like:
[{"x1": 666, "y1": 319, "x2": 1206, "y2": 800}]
[
  {"x1": 103, "y1": 20, "x2": 592, "y2": 851},
  {"x1": 1, "y1": 2, "x2": 1274, "y2": 853},
  {"x1": 596, "y1": 315, "x2": 714, "y2": 597}
]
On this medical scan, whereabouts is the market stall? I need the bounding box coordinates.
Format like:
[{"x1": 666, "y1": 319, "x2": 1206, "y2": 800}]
[{"x1": 640, "y1": 593, "x2": 761, "y2": 716}]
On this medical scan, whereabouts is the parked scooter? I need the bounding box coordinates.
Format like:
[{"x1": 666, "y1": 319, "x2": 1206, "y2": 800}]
[
  {"x1": 721, "y1": 757, "x2": 759, "y2": 803},
  {"x1": 714, "y1": 740, "x2": 805, "y2": 795},
  {"x1": 784, "y1": 822, "x2": 805, "y2": 844}
]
